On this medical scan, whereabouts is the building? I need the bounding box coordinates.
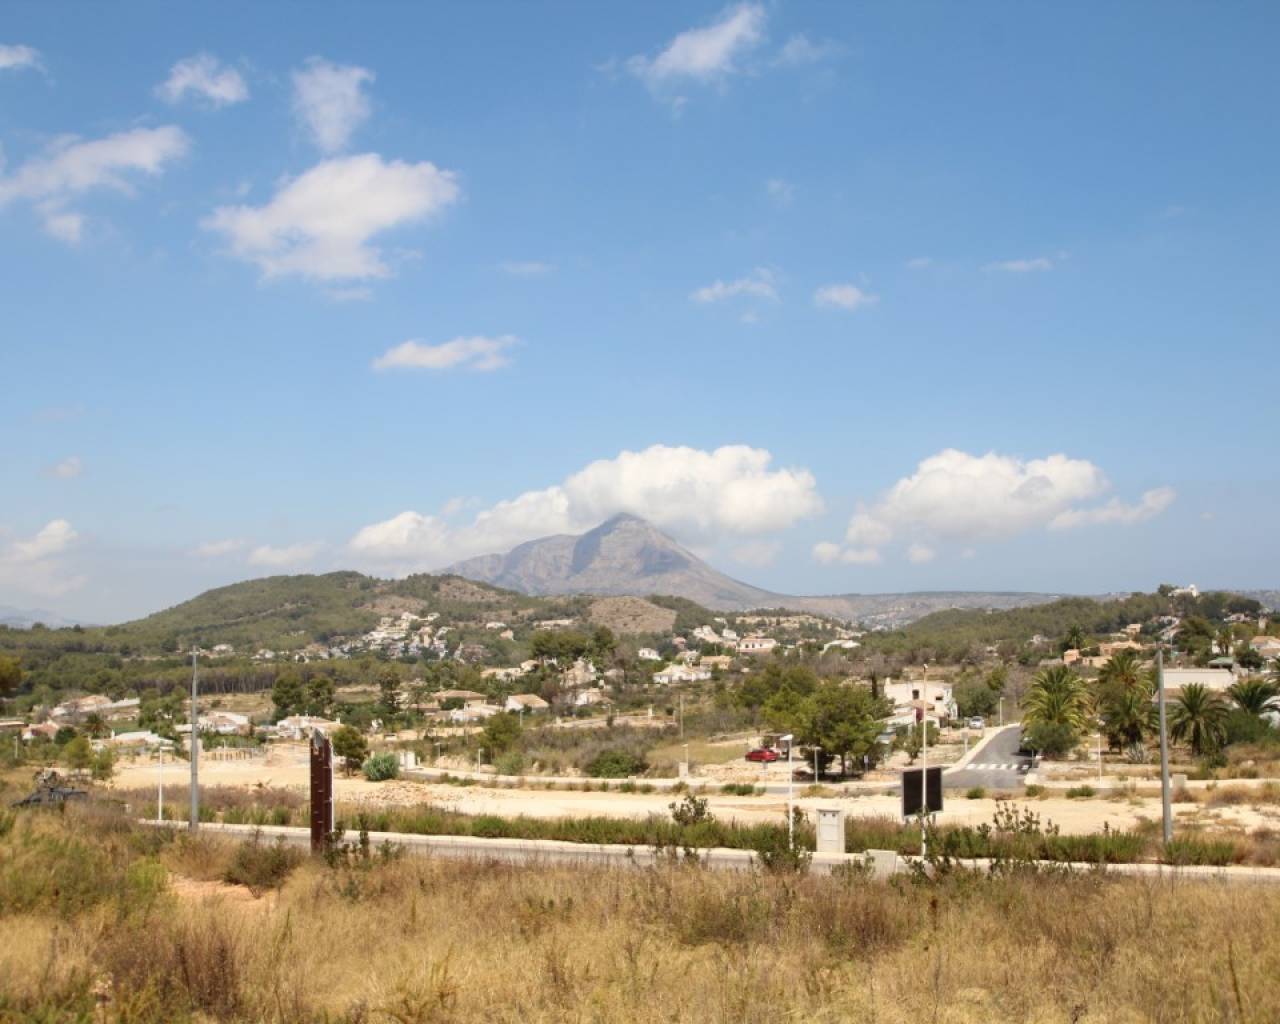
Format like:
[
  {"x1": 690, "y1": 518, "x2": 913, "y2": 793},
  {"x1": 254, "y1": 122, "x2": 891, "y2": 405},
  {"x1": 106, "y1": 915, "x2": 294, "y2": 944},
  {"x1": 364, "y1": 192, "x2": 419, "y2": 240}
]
[
  {"x1": 637, "y1": 647, "x2": 661, "y2": 661},
  {"x1": 560, "y1": 658, "x2": 598, "y2": 689},
  {"x1": 737, "y1": 636, "x2": 778, "y2": 656},
  {"x1": 880, "y1": 679, "x2": 957, "y2": 722},
  {"x1": 1160, "y1": 668, "x2": 1236, "y2": 693},
  {"x1": 573, "y1": 687, "x2": 613, "y2": 708},
  {"x1": 505, "y1": 694, "x2": 550, "y2": 713},
  {"x1": 653, "y1": 665, "x2": 712, "y2": 685},
  {"x1": 1099, "y1": 640, "x2": 1145, "y2": 657},
  {"x1": 1250, "y1": 636, "x2": 1280, "y2": 658},
  {"x1": 271, "y1": 715, "x2": 342, "y2": 740},
  {"x1": 699, "y1": 655, "x2": 734, "y2": 671}
]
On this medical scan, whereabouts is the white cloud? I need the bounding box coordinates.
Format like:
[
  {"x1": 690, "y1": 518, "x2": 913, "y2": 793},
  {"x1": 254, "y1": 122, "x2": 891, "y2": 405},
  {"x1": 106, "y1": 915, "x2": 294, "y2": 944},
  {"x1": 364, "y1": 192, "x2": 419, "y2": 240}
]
[
  {"x1": 158, "y1": 54, "x2": 248, "y2": 107},
  {"x1": 0, "y1": 519, "x2": 84, "y2": 597},
  {"x1": 351, "y1": 443, "x2": 823, "y2": 571},
  {"x1": 816, "y1": 449, "x2": 1175, "y2": 564},
  {"x1": 499, "y1": 260, "x2": 554, "y2": 276},
  {"x1": 627, "y1": 4, "x2": 766, "y2": 86},
  {"x1": 0, "y1": 126, "x2": 189, "y2": 242},
  {"x1": 0, "y1": 44, "x2": 42, "y2": 73},
  {"x1": 692, "y1": 267, "x2": 777, "y2": 303},
  {"x1": 906, "y1": 543, "x2": 936, "y2": 565},
  {"x1": 292, "y1": 58, "x2": 373, "y2": 153},
  {"x1": 766, "y1": 178, "x2": 794, "y2": 205},
  {"x1": 191, "y1": 539, "x2": 246, "y2": 558},
  {"x1": 203, "y1": 153, "x2": 460, "y2": 281},
  {"x1": 44, "y1": 455, "x2": 83, "y2": 479},
  {"x1": 985, "y1": 256, "x2": 1053, "y2": 273},
  {"x1": 247, "y1": 542, "x2": 322, "y2": 568},
  {"x1": 813, "y1": 540, "x2": 879, "y2": 566},
  {"x1": 373, "y1": 335, "x2": 517, "y2": 372},
  {"x1": 775, "y1": 34, "x2": 841, "y2": 66},
  {"x1": 1049, "y1": 487, "x2": 1177, "y2": 530},
  {"x1": 814, "y1": 282, "x2": 878, "y2": 311},
  {"x1": 906, "y1": 257, "x2": 932, "y2": 270},
  {"x1": 732, "y1": 540, "x2": 781, "y2": 567}
]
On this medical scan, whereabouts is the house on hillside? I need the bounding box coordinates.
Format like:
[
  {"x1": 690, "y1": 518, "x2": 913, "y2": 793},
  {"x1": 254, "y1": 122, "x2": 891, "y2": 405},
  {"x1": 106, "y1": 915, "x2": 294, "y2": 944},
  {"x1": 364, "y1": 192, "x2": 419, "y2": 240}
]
[
  {"x1": 505, "y1": 694, "x2": 550, "y2": 714},
  {"x1": 653, "y1": 665, "x2": 711, "y2": 685},
  {"x1": 881, "y1": 679, "x2": 957, "y2": 723},
  {"x1": 270, "y1": 715, "x2": 341, "y2": 740},
  {"x1": 737, "y1": 636, "x2": 777, "y2": 656},
  {"x1": 561, "y1": 658, "x2": 598, "y2": 689},
  {"x1": 1161, "y1": 668, "x2": 1237, "y2": 693},
  {"x1": 1250, "y1": 636, "x2": 1280, "y2": 659},
  {"x1": 637, "y1": 647, "x2": 661, "y2": 661},
  {"x1": 573, "y1": 687, "x2": 612, "y2": 708}
]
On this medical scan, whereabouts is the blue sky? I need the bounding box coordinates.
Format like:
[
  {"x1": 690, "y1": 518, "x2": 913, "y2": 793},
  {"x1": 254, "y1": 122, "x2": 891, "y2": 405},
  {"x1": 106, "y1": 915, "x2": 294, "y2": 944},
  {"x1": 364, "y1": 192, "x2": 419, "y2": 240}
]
[{"x1": 2, "y1": 2, "x2": 1277, "y2": 622}]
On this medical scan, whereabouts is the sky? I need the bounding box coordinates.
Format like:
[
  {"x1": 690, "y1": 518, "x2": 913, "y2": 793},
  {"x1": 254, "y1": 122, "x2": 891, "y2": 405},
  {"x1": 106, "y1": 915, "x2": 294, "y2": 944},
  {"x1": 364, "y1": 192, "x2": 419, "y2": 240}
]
[{"x1": 2, "y1": 2, "x2": 1277, "y2": 623}]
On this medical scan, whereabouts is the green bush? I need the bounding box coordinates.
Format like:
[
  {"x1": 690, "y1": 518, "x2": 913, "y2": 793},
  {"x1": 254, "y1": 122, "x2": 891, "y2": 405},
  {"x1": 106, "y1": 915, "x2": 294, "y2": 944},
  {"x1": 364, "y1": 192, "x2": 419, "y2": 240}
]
[
  {"x1": 223, "y1": 833, "x2": 304, "y2": 894},
  {"x1": 1163, "y1": 836, "x2": 1239, "y2": 866},
  {"x1": 1022, "y1": 721, "x2": 1078, "y2": 758},
  {"x1": 584, "y1": 748, "x2": 647, "y2": 778},
  {"x1": 965, "y1": 787, "x2": 986, "y2": 800},
  {"x1": 1065, "y1": 785, "x2": 1096, "y2": 799},
  {"x1": 362, "y1": 752, "x2": 399, "y2": 781}
]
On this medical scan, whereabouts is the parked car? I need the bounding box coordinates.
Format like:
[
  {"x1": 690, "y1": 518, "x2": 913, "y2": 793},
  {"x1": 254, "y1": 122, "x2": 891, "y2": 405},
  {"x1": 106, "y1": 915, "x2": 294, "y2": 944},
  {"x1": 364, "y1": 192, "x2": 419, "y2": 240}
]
[
  {"x1": 745, "y1": 747, "x2": 780, "y2": 763},
  {"x1": 967, "y1": 716, "x2": 985, "y2": 730}
]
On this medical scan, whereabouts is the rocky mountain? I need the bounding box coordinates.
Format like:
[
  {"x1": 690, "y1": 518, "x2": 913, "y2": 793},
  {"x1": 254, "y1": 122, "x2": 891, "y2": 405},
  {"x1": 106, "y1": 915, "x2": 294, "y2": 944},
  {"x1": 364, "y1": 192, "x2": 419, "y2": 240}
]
[
  {"x1": 448, "y1": 514, "x2": 779, "y2": 610},
  {"x1": 447, "y1": 513, "x2": 1062, "y2": 623}
]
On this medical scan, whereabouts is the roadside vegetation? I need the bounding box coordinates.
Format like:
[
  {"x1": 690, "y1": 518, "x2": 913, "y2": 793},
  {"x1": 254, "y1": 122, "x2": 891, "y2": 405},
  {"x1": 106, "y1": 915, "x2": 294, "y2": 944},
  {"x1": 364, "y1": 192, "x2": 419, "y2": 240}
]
[{"x1": 3, "y1": 802, "x2": 1280, "y2": 1023}]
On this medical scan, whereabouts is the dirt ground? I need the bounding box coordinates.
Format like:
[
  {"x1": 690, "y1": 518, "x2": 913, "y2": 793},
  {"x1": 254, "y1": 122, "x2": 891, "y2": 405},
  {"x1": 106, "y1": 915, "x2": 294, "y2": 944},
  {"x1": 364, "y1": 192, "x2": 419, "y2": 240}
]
[{"x1": 109, "y1": 743, "x2": 1280, "y2": 836}]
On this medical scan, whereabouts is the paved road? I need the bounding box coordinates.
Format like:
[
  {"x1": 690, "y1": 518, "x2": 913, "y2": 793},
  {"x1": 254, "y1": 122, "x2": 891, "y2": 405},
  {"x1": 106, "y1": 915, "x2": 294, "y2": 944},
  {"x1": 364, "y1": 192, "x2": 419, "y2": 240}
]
[{"x1": 944, "y1": 724, "x2": 1032, "y2": 790}]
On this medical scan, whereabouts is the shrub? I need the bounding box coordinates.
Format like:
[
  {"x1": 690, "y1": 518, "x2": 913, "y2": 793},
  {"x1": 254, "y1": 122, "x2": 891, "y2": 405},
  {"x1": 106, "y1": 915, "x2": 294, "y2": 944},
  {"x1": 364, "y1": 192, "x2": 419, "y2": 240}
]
[
  {"x1": 584, "y1": 748, "x2": 647, "y2": 778},
  {"x1": 721, "y1": 783, "x2": 761, "y2": 796},
  {"x1": 1065, "y1": 785, "x2": 1096, "y2": 799},
  {"x1": 1021, "y1": 721, "x2": 1079, "y2": 758},
  {"x1": 965, "y1": 787, "x2": 986, "y2": 800},
  {"x1": 1024, "y1": 784, "x2": 1046, "y2": 798},
  {"x1": 362, "y1": 752, "x2": 399, "y2": 781},
  {"x1": 495, "y1": 750, "x2": 526, "y2": 776},
  {"x1": 1163, "y1": 836, "x2": 1239, "y2": 866},
  {"x1": 223, "y1": 833, "x2": 304, "y2": 894}
]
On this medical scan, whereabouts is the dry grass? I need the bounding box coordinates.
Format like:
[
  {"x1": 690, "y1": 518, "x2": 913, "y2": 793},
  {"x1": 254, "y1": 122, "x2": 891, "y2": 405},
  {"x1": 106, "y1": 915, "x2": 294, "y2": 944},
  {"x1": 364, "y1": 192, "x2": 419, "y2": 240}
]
[{"x1": 3, "y1": 804, "x2": 1280, "y2": 1023}]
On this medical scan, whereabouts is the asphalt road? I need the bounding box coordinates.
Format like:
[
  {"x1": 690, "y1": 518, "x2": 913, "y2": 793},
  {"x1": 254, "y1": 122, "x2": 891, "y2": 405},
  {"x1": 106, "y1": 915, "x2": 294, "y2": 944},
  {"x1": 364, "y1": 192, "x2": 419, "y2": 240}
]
[{"x1": 944, "y1": 725, "x2": 1032, "y2": 790}]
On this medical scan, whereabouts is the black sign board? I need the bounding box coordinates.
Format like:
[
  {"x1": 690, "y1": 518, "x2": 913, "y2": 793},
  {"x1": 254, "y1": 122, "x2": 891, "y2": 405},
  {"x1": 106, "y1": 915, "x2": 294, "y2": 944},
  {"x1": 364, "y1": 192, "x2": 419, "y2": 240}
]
[
  {"x1": 901, "y1": 766, "x2": 943, "y2": 818},
  {"x1": 310, "y1": 731, "x2": 334, "y2": 853}
]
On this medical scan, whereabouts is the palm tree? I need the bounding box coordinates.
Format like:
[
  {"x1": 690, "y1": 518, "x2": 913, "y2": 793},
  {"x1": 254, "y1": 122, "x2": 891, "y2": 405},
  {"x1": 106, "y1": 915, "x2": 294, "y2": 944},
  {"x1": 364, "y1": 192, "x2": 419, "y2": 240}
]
[
  {"x1": 1227, "y1": 678, "x2": 1280, "y2": 717},
  {"x1": 1169, "y1": 683, "x2": 1229, "y2": 756},
  {"x1": 1024, "y1": 665, "x2": 1088, "y2": 731},
  {"x1": 1063, "y1": 625, "x2": 1087, "y2": 652},
  {"x1": 1099, "y1": 680, "x2": 1157, "y2": 749},
  {"x1": 1098, "y1": 649, "x2": 1144, "y2": 690}
]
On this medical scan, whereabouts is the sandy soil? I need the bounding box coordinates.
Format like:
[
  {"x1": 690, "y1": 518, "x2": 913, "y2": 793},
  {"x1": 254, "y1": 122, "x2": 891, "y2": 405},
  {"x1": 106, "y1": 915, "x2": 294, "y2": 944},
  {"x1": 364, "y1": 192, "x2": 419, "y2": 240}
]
[{"x1": 110, "y1": 743, "x2": 1280, "y2": 836}]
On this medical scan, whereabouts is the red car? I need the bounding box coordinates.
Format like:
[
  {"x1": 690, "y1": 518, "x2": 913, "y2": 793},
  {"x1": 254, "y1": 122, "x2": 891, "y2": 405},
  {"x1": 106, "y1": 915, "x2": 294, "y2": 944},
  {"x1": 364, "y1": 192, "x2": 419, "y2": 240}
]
[{"x1": 745, "y1": 747, "x2": 780, "y2": 763}]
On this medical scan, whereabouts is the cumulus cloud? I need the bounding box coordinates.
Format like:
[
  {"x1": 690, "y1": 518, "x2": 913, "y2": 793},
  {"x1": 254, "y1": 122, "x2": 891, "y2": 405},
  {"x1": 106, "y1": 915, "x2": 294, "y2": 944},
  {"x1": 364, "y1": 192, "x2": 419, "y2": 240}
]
[
  {"x1": 0, "y1": 44, "x2": 42, "y2": 72},
  {"x1": 1049, "y1": 487, "x2": 1177, "y2": 529},
  {"x1": 350, "y1": 443, "x2": 823, "y2": 571},
  {"x1": 203, "y1": 153, "x2": 460, "y2": 281},
  {"x1": 499, "y1": 260, "x2": 554, "y2": 276},
  {"x1": 774, "y1": 34, "x2": 842, "y2": 66},
  {"x1": 816, "y1": 449, "x2": 1175, "y2": 564},
  {"x1": 0, "y1": 519, "x2": 84, "y2": 597},
  {"x1": 372, "y1": 336, "x2": 517, "y2": 372},
  {"x1": 247, "y1": 542, "x2": 322, "y2": 568},
  {"x1": 158, "y1": 54, "x2": 248, "y2": 107},
  {"x1": 292, "y1": 58, "x2": 374, "y2": 153},
  {"x1": 814, "y1": 282, "x2": 878, "y2": 311},
  {"x1": 766, "y1": 178, "x2": 794, "y2": 205},
  {"x1": 985, "y1": 256, "x2": 1053, "y2": 273},
  {"x1": 44, "y1": 455, "x2": 83, "y2": 479},
  {"x1": 627, "y1": 4, "x2": 766, "y2": 86},
  {"x1": 0, "y1": 125, "x2": 189, "y2": 242},
  {"x1": 813, "y1": 541, "x2": 879, "y2": 565},
  {"x1": 731, "y1": 540, "x2": 781, "y2": 567},
  {"x1": 692, "y1": 267, "x2": 777, "y2": 303},
  {"x1": 191, "y1": 539, "x2": 246, "y2": 558}
]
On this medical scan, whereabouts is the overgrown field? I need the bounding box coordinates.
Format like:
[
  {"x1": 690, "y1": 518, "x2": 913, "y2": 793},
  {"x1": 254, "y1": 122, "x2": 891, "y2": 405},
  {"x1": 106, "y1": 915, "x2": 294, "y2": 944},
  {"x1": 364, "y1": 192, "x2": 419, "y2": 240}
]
[{"x1": 2, "y1": 802, "x2": 1279, "y2": 1023}]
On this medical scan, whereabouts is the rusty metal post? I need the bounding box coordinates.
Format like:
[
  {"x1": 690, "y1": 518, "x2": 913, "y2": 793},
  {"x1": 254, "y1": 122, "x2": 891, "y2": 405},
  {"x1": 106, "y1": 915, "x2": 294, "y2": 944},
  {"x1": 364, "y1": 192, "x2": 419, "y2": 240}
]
[{"x1": 310, "y1": 730, "x2": 334, "y2": 853}]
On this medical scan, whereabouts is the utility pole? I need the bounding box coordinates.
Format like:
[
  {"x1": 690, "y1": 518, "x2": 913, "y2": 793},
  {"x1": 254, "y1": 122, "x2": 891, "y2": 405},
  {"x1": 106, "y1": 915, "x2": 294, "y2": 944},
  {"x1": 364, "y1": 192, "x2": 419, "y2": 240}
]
[
  {"x1": 189, "y1": 646, "x2": 199, "y2": 833},
  {"x1": 157, "y1": 744, "x2": 164, "y2": 822},
  {"x1": 921, "y1": 663, "x2": 929, "y2": 860},
  {"x1": 1156, "y1": 649, "x2": 1172, "y2": 845}
]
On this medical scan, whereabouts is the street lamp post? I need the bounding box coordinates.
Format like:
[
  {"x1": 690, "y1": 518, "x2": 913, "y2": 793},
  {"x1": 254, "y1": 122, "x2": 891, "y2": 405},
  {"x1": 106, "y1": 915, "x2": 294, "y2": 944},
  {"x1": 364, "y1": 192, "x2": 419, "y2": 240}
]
[
  {"x1": 157, "y1": 744, "x2": 163, "y2": 822},
  {"x1": 781, "y1": 733, "x2": 795, "y2": 850},
  {"x1": 1097, "y1": 727, "x2": 1104, "y2": 783},
  {"x1": 189, "y1": 647, "x2": 199, "y2": 833},
  {"x1": 999, "y1": 697, "x2": 1004, "y2": 728}
]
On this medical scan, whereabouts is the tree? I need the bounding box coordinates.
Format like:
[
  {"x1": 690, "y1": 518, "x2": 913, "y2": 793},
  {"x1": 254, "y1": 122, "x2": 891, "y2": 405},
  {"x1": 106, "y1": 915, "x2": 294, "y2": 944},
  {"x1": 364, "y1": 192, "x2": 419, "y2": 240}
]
[
  {"x1": 272, "y1": 670, "x2": 305, "y2": 720},
  {"x1": 378, "y1": 667, "x2": 401, "y2": 717},
  {"x1": 1169, "y1": 683, "x2": 1229, "y2": 756},
  {"x1": 331, "y1": 725, "x2": 369, "y2": 775},
  {"x1": 1234, "y1": 645, "x2": 1264, "y2": 671},
  {"x1": 0, "y1": 654, "x2": 22, "y2": 697},
  {"x1": 795, "y1": 682, "x2": 890, "y2": 775},
  {"x1": 1095, "y1": 652, "x2": 1156, "y2": 750},
  {"x1": 1023, "y1": 665, "x2": 1088, "y2": 733},
  {"x1": 1063, "y1": 625, "x2": 1087, "y2": 652},
  {"x1": 82, "y1": 712, "x2": 110, "y2": 739},
  {"x1": 481, "y1": 712, "x2": 523, "y2": 755},
  {"x1": 305, "y1": 674, "x2": 335, "y2": 716},
  {"x1": 1227, "y1": 678, "x2": 1280, "y2": 717},
  {"x1": 62, "y1": 735, "x2": 92, "y2": 773},
  {"x1": 362, "y1": 751, "x2": 399, "y2": 781}
]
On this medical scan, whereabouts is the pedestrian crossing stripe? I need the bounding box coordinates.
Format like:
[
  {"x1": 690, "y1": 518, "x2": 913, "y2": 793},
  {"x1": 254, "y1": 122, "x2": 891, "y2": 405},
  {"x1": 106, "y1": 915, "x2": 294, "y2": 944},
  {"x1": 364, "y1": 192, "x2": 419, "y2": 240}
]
[{"x1": 968, "y1": 763, "x2": 1030, "y2": 771}]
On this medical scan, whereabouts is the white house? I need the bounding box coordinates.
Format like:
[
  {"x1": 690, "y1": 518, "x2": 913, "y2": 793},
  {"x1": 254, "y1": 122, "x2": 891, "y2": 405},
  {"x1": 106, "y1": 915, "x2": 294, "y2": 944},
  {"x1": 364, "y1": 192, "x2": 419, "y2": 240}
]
[
  {"x1": 1250, "y1": 636, "x2": 1280, "y2": 659},
  {"x1": 505, "y1": 694, "x2": 550, "y2": 713},
  {"x1": 880, "y1": 679, "x2": 957, "y2": 721},
  {"x1": 653, "y1": 665, "x2": 712, "y2": 685},
  {"x1": 271, "y1": 715, "x2": 341, "y2": 740},
  {"x1": 637, "y1": 647, "x2": 661, "y2": 661},
  {"x1": 737, "y1": 636, "x2": 777, "y2": 656},
  {"x1": 573, "y1": 687, "x2": 613, "y2": 708},
  {"x1": 1161, "y1": 668, "x2": 1236, "y2": 693}
]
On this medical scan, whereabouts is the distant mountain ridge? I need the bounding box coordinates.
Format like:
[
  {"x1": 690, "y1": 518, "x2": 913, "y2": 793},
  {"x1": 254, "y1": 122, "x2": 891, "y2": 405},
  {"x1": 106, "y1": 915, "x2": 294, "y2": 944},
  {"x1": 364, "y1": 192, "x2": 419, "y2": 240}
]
[{"x1": 447, "y1": 513, "x2": 1063, "y2": 623}]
